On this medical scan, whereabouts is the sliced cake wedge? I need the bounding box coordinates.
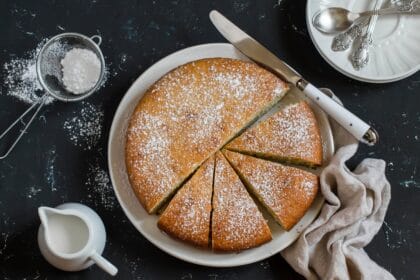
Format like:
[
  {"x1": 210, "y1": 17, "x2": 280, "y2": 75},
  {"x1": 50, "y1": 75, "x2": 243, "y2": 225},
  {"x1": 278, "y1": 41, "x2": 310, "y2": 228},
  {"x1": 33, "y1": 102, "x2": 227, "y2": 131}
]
[
  {"x1": 158, "y1": 156, "x2": 214, "y2": 247},
  {"x1": 225, "y1": 101, "x2": 322, "y2": 167},
  {"x1": 212, "y1": 152, "x2": 272, "y2": 251},
  {"x1": 223, "y1": 150, "x2": 319, "y2": 231}
]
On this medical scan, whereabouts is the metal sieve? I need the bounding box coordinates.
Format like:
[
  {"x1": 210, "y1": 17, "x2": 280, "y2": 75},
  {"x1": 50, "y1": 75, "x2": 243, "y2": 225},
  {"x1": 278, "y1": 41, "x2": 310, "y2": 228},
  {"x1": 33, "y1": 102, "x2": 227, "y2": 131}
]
[{"x1": 0, "y1": 32, "x2": 106, "y2": 159}]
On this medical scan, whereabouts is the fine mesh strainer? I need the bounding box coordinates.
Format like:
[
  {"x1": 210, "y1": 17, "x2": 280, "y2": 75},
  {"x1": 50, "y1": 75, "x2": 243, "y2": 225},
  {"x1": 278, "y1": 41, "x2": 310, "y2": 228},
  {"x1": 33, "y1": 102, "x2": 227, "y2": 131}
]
[{"x1": 0, "y1": 33, "x2": 106, "y2": 159}]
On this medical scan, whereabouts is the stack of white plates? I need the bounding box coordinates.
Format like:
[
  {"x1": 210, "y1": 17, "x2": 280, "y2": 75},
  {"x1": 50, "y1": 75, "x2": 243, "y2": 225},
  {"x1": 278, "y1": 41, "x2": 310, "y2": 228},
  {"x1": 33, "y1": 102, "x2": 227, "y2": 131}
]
[{"x1": 306, "y1": 0, "x2": 420, "y2": 83}]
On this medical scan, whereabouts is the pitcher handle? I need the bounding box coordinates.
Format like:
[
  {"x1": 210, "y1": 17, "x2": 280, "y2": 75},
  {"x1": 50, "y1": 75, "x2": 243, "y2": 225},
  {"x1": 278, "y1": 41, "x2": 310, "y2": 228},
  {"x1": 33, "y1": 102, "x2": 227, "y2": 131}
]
[{"x1": 90, "y1": 251, "x2": 118, "y2": 276}]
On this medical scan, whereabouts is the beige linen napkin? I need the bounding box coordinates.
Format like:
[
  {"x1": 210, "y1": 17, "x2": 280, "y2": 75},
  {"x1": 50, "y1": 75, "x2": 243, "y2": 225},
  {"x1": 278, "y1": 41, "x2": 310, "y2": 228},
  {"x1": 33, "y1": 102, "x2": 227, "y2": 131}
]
[{"x1": 281, "y1": 95, "x2": 395, "y2": 280}]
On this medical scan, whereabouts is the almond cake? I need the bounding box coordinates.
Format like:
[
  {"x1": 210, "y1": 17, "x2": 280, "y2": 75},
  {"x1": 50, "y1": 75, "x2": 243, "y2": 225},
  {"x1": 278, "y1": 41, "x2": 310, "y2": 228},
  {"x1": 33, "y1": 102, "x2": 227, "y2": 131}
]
[
  {"x1": 158, "y1": 156, "x2": 214, "y2": 247},
  {"x1": 125, "y1": 58, "x2": 289, "y2": 213},
  {"x1": 223, "y1": 150, "x2": 319, "y2": 230},
  {"x1": 211, "y1": 152, "x2": 272, "y2": 251},
  {"x1": 225, "y1": 101, "x2": 322, "y2": 167}
]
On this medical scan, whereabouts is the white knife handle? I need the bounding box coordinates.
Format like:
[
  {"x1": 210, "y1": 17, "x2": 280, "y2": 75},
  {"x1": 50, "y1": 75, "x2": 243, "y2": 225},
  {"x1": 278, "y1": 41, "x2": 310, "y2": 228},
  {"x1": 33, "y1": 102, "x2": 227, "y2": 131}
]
[{"x1": 301, "y1": 82, "x2": 378, "y2": 145}]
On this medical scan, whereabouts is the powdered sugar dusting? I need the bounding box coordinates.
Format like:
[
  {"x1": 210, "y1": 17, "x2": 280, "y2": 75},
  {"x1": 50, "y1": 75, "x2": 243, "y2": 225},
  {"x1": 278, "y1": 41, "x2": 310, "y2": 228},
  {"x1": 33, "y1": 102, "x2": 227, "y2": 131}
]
[
  {"x1": 63, "y1": 101, "x2": 104, "y2": 150},
  {"x1": 61, "y1": 48, "x2": 101, "y2": 94},
  {"x1": 126, "y1": 58, "x2": 288, "y2": 212},
  {"x1": 212, "y1": 153, "x2": 270, "y2": 250},
  {"x1": 224, "y1": 150, "x2": 318, "y2": 229},
  {"x1": 213, "y1": 72, "x2": 257, "y2": 99},
  {"x1": 26, "y1": 186, "x2": 42, "y2": 199},
  {"x1": 279, "y1": 102, "x2": 315, "y2": 150},
  {"x1": 1, "y1": 39, "x2": 55, "y2": 105},
  {"x1": 45, "y1": 146, "x2": 58, "y2": 192},
  {"x1": 1, "y1": 38, "x2": 109, "y2": 105},
  {"x1": 85, "y1": 162, "x2": 116, "y2": 211},
  {"x1": 302, "y1": 179, "x2": 317, "y2": 195},
  {"x1": 158, "y1": 157, "x2": 214, "y2": 246},
  {"x1": 227, "y1": 101, "x2": 322, "y2": 166},
  {"x1": 127, "y1": 112, "x2": 176, "y2": 205}
]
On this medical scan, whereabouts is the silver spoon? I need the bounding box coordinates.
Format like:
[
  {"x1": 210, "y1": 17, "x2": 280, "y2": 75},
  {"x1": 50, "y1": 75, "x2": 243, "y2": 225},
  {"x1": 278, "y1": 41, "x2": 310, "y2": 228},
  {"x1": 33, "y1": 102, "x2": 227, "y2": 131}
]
[
  {"x1": 331, "y1": 19, "x2": 366, "y2": 51},
  {"x1": 313, "y1": 2, "x2": 420, "y2": 34},
  {"x1": 331, "y1": 0, "x2": 419, "y2": 51},
  {"x1": 351, "y1": 0, "x2": 383, "y2": 70}
]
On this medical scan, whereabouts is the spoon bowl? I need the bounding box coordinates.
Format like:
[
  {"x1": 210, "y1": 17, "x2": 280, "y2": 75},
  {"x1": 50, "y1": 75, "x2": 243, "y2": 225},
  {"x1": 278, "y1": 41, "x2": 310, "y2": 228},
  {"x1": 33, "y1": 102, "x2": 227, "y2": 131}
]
[{"x1": 313, "y1": 7, "x2": 358, "y2": 33}]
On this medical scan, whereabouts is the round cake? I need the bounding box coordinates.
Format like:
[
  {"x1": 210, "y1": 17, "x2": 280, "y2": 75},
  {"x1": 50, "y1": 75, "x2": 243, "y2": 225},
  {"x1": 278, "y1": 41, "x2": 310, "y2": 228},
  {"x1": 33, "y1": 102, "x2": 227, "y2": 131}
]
[
  {"x1": 125, "y1": 58, "x2": 288, "y2": 214},
  {"x1": 125, "y1": 57, "x2": 321, "y2": 251}
]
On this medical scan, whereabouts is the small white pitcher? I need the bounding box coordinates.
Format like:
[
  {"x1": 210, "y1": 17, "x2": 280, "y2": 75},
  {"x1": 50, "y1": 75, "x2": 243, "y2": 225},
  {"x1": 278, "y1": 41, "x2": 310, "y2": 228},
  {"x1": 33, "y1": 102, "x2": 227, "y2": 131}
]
[{"x1": 38, "y1": 203, "x2": 118, "y2": 276}]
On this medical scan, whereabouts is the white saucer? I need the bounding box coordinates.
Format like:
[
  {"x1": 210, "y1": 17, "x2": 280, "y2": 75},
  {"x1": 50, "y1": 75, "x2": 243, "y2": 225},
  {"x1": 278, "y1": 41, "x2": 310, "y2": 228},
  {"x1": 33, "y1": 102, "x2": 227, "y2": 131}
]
[
  {"x1": 107, "y1": 43, "x2": 334, "y2": 267},
  {"x1": 306, "y1": 0, "x2": 420, "y2": 83}
]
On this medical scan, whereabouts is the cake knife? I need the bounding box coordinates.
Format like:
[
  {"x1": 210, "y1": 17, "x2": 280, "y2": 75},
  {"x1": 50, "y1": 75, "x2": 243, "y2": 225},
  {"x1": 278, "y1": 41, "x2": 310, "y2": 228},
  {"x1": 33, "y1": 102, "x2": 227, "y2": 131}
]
[{"x1": 209, "y1": 10, "x2": 378, "y2": 146}]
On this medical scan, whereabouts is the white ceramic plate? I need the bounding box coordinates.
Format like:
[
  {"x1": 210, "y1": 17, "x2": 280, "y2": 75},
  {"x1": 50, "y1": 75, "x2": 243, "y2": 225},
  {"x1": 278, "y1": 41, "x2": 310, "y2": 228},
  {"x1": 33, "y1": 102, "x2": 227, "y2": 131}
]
[
  {"x1": 306, "y1": 0, "x2": 420, "y2": 83},
  {"x1": 107, "y1": 43, "x2": 334, "y2": 267}
]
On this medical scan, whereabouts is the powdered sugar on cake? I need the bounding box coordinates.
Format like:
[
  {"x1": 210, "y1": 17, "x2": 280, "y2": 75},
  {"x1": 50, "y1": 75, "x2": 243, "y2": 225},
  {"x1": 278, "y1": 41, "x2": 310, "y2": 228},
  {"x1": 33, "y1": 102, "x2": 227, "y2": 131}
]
[
  {"x1": 127, "y1": 112, "x2": 176, "y2": 202},
  {"x1": 212, "y1": 153, "x2": 270, "y2": 249},
  {"x1": 276, "y1": 103, "x2": 317, "y2": 156},
  {"x1": 227, "y1": 101, "x2": 322, "y2": 165},
  {"x1": 125, "y1": 58, "x2": 288, "y2": 212},
  {"x1": 223, "y1": 150, "x2": 318, "y2": 229},
  {"x1": 158, "y1": 157, "x2": 214, "y2": 246},
  {"x1": 247, "y1": 103, "x2": 313, "y2": 157}
]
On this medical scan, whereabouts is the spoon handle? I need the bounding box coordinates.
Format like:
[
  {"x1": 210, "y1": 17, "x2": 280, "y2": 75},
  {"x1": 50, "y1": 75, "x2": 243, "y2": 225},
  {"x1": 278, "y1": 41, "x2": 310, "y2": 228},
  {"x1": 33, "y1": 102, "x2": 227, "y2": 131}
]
[
  {"x1": 351, "y1": 0, "x2": 384, "y2": 70},
  {"x1": 359, "y1": 1, "x2": 420, "y2": 17},
  {"x1": 331, "y1": 19, "x2": 366, "y2": 52}
]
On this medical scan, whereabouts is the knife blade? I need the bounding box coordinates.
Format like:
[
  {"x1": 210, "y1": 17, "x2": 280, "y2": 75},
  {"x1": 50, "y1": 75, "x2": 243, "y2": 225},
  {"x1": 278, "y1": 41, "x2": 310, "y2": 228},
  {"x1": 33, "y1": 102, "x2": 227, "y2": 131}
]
[{"x1": 209, "y1": 10, "x2": 378, "y2": 146}]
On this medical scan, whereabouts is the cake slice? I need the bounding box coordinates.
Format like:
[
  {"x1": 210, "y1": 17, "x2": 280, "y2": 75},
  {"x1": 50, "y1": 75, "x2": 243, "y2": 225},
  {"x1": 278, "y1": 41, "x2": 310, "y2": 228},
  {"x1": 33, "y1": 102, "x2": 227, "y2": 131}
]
[
  {"x1": 223, "y1": 150, "x2": 319, "y2": 231},
  {"x1": 158, "y1": 156, "x2": 214, "y2": 247},
  {"x1": 126, "y1": 58, "x2": 289, "y2": 213},
  {"x1": 225, "y1": 101, "x2": 322, "y2": 167},
  {"x1": 212, "y1": 152, "x2": 271, "y2": 251}
]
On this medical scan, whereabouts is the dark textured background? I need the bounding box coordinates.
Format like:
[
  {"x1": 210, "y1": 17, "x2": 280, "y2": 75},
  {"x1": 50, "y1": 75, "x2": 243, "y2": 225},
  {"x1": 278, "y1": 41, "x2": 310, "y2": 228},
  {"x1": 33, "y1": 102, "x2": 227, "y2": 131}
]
[{"x1": 0, "y1": 0, "x2": 419, "y2": 279}]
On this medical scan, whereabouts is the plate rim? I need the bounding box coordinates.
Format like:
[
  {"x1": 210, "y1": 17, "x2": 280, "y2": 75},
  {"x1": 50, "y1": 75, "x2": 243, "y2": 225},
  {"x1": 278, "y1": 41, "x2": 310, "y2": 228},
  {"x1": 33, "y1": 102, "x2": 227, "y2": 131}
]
[
  {"x1": 305, "y1": 1, "x2": 420, "y2": 83},
  {"x1": 107, "y1": 43, "x2": 333, "y2": 267}
]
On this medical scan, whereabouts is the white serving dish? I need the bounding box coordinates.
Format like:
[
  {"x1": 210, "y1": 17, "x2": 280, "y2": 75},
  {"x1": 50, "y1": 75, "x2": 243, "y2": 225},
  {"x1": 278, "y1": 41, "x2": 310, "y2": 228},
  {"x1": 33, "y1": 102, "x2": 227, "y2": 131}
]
[{"x1": 107, "y1": 43, "x2": 334, "y2": 267}]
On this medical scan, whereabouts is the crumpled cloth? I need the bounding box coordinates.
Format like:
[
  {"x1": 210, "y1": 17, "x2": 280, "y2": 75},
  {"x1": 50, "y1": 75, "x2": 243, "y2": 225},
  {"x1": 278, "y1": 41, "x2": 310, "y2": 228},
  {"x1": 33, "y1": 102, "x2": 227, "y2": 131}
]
[{"x1": 281, "y1": 98, "x2": 395, "y2": 280}]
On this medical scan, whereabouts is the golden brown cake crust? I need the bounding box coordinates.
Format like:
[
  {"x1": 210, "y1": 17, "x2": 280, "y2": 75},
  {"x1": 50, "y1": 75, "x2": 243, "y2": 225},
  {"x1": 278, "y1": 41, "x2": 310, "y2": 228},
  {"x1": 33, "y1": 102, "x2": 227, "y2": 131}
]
[
  {"x1": 212, "y1": 152, "x2": 272, "y2": 251},
  {"x1": 223, "y1": 150, "x2": 319, "y2": 230},
  {"x1": 225, "y1": 101, "x2": 323, "y2": 167},
  {"x1": 125, "y1": 58, "x2": 289, "y2": 213},
  {"x1": 157, "y1": 156, "x2": 214, "y2": 247}
]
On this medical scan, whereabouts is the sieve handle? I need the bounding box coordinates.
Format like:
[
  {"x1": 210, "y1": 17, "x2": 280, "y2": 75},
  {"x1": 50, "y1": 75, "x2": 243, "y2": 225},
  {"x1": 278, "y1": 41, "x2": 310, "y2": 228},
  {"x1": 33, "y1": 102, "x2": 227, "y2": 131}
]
[
  {"x1": 90, "y1": 35, "x2": 102, "y2": 46},
  {"x1": 0, "y1": 94, "x2": 47, "y2": 159}
]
